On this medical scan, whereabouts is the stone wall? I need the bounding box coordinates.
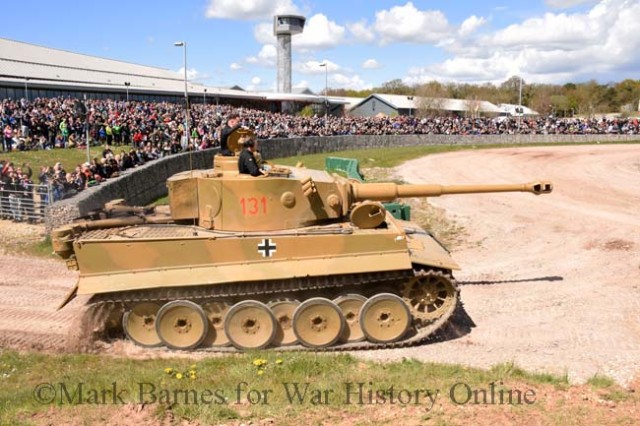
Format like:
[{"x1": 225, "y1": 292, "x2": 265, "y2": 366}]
[
  {"x1": 258, "y1": 133, "x2": 640, "y2": 159},
  {"x1": 45, "y1": 149, "x2": 218, "y2": 231},
  {"x1": 45, "y1": 134, "x2": 639, "y2": 231}
]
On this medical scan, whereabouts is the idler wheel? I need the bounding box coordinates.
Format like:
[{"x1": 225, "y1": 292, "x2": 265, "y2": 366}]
[
  {"x1": 333, "y1": 294, "x2": 367, "y2": 343},
  {"x1": 360, "y1": 293, "x2": 411, "y2": 344},
  {"x1": 293, "y1": 298, "x2": 345, "y2": 348},
  {"x1": 224, "y1": 300, "x2": 277, "y2": 350},
  {"x1": 269, "y1": 299, "x2": 300, "y2": 346},
  {"x1": 156, "y1": 300, "x2": 209, "y2": 350},
  {"x1": 201, "y1": 300, "x2": 232, "y2": 347},
  {"x1": 123, "y1": 302, "x2": 162, "y2": 347}
]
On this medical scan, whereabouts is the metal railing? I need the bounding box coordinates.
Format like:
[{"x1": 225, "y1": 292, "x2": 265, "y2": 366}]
[{"x1": 0, "y1": 183, "x2": 53, "y2": 223}]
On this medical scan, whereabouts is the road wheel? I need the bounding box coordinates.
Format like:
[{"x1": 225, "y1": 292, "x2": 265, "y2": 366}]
[
  {"x1": 269, "y1": 299, "x2": 300, "y2": 346},
  {"x1": 122, "y1": 302, "x2": 162, "y2": 347},
  {"x1": 156, "y1": 300, "x2": 209, "y2": 350},
  {"x1": 293, "y1": 298, "x2": 345, "y2": 348},
  {"x1": 333, "y1": 294, "x2": 367, "y2": 343},
  {"x1": 224, "y1": 300, "x2": 277, "y2": 350},
  {"x1": 360, "y1": 293, "x2": 411, "y2": 343}
]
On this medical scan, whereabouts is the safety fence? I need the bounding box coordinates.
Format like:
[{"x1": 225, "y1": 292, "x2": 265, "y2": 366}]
[{"x1": 0, "y1": 184, "x2": 53, "y2": 223}]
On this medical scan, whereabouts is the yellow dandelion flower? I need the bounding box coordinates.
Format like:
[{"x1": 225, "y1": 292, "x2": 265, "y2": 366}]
[
  {"x1": 176, "y1": 372, "x2": 183, "y2": 379},
  {"x1": 189, "y1": 370, "x2": 197, "y2": 379},
  {"x1": 275, "y1": 359, "x2": 283, "y2": 364},
  {"x1": 257, "y1": 370, "x2": 265, "y2": 375},
  {"x1": 164, "y1": 368, "x2": 173, "y2": 374}
]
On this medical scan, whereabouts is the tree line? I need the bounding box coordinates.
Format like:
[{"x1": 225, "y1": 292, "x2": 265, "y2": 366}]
[{"x1": 328, "y1": 77, "x2": 640, "y2": 117}]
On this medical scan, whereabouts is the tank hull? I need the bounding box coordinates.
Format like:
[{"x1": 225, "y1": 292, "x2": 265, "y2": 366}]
[
  {"x1": 65, "y1": 216, "x2": 461, "y2": 352},
  {"x1": 72, "y1": 218, "x2": 458, "y2": 296}
]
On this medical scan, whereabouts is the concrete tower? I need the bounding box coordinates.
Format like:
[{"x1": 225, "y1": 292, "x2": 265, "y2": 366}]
[{"x1": 273, "y1": 15, "x2": 306, "y2": 93}]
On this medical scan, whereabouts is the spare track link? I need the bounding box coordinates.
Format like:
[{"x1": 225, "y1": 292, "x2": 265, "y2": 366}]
[{"x1": 87, "y1": 269, "x2": 459, "y2": 352}]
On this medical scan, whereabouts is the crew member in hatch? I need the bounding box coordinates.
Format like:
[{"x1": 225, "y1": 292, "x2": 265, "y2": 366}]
[
  {"x1": 237, "y1": 136, "x2": 265, "y2": 176},
  {"x1": 219, "y1": 113, "x2": 241, "y2": 156}
]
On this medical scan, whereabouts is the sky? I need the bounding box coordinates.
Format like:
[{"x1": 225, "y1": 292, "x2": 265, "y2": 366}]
[{"x1": 2, "y1": 0, "x2": 639, "y2": 93}]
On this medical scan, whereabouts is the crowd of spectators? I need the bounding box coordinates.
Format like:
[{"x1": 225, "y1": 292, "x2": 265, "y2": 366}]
[
  {"x1": 1, "y1": 96, "x2": 639, "y2": 221},
  {"x1": 2, "y1": 97, "x2": 639, "y2": 154},
  {"x1": 0, "y1": 160, "x2": 36, "y2": 221}
]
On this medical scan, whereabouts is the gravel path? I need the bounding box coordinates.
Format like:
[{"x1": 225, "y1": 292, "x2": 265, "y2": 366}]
[
  {"x1": 358, "y1": 144, "x2": 640, "y2": 386},
  {"x1": 0, "y1": 144, "x2": 638, "y2": 386}
]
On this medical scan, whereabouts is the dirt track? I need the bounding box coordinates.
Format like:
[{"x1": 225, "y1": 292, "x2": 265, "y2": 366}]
[
  {"x1": 0, "y1": 144, "x2": 638, "y2": 385},
  {"x1": 377, "y1": 144, "x2": 640, "y2": 385}
]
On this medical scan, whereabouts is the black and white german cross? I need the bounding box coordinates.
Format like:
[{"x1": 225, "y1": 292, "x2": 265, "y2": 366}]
[{"x1": 257, "y1": 238, "x2": 277, "y2": 257}]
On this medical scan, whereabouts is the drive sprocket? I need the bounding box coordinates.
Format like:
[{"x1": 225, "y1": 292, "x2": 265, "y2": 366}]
[{"x1": 401, "y1": 269, "x2": 458, "y2": 324}]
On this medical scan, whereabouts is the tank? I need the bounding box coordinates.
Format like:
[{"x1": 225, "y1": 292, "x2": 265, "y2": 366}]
[{"x1": 51, "y1": 138, "x2": 552, "y2": 352}]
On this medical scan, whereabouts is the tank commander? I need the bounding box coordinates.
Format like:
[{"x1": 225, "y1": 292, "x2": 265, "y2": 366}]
[
  {"x1": 237, "y1": 136, "x2": 265, "y2": 176},
  {"x1": 219, "y1": 113, "x2": 241, "y2": 156}
]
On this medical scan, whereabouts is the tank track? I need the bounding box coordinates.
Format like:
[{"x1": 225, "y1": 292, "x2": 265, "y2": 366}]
[{"x1": 86, "y1": 267, "x2": 460, "y2": 352}]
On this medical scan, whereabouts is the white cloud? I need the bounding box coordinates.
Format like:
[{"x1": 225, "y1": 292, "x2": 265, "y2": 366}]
[
  {"x1": 332, "y1": 73, "x2": 372, "y2": 91},
  {"x1": 251, "y1": 76, "x2": 262, "y2": 85},
  {"x1": 176, "y1": 67, "x2": 200, "y2": 81},
  {"x1": 545, "y1": 0, "x2": 598, "y2": 8},
  {"x1": 458, "y1": 15, "x2": 487, "y2": 38},
  {"x1": 253, "y1": 13, "x2": 345, "y2": 51},
  {"x1": 409, "y1": 0, "x2": 640, "y2": 84},
  {"x1": 484, "y1": 11, "x2": 602, "y2": 50},
  {"x1": 373, "y1": 2, "x2": 453, "y2": 45},
  {"x1": 296, "y1": 59, "x2": 340, "y2": 74},
  {"x1": 293, "y1": 80, "x2": 310, "y2": 90},
  {"x1": 362, "y1": 59, "x2": 381, "y2": 69},
  {"x1": 347, "y1": 20, "x2": 375, "y2": 43},
  {"x1": 205, "y1": 0, "x2": 300, "y2": 20},
  {"x1": 253, "y1": 22, "x2": 276, "y2": 45},
  {"x1": 230, "y1": 63, "x2": 243, "y2": 70},
  {"x1": 294, "y1": 14, "x2": 346, "y2": 50},
  {"x1": 245, "y1": 44, "x2": 277, "y2": 66}
]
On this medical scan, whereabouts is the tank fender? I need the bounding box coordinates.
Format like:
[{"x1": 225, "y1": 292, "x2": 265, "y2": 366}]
[
  {"x1": 57, "y1": 281, "x2": 79, "y2": 310},
  {"x1": 403, "y1": 225, "x2": 460, "y2": 271}
]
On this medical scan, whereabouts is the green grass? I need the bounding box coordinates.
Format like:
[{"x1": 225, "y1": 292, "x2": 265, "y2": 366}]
[
  {"x1": 272, "y1": 144, "x2": 472, "y2": 169},
  {"x1": 12, "y1": 236, "x2": 56, "y2": 258},
  {"x1": 271, "y1": 140, "x2": 640, "y2": 170},
  {"x1": 0, "y1": 350, "x2": 575, "y2": 425},
  {"x1": 587, "y1": 373, "x2": 616, "y2": 389},
  {"x1": 5, "y1": 140, "x2": 637, "y2": 175},
  {"x1": 1, "y1": 147, "x2": 106, "y2": 172}
]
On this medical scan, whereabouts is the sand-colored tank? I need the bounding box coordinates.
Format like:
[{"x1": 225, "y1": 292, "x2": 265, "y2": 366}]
[{"x1": 52, "y1": 136, "x2": 552, "y2": 351}]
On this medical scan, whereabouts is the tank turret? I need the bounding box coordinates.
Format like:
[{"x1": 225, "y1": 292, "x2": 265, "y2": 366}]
[
  {"x1": 52, "y1": 151, "x2": 553, "y2": 353},
  {"x1": 167, "y1": 161, "x2": 552, "y2": 231}
]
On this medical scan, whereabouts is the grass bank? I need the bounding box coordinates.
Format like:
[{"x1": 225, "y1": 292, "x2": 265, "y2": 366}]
[
  {"x1": 3, "y1": 140, "x2": 639, "y2": 173},
  {"x1": 1, "y1": 350, "x2": 635, "y2": 426}
]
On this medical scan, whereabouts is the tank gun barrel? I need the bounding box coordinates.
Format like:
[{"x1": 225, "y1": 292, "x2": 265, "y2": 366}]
[{"x1": 351, "y1": 181, "x2": 553, "y2": 202}]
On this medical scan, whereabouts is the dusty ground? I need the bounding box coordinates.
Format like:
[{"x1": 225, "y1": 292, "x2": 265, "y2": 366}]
[
  {"x1": 1, "y1": 144, "x2": 639, "y2": 391},
  {"x1": 379, "y1": 144, "x2": 640, "y2": 386}
]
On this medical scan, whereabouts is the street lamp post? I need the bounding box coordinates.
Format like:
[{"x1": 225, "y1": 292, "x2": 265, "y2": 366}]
[
  {"x1": 518, "y1": 76, "x2": 523, "y2": 132},
  {"x1": 174, "y1": 41, "x2": 190, "y2": 149},
  {"x1": 319, "y1": 63, "x2": 328, "y2": 124},
  {"x1": 204, "y1": 88, "x2": 207, "y2": 105},
  {"x1": 124, "y1": 81, "x2": 130, "y2": 102},
  {"x1": 407, "y1": 96, "x2": 414, "y2": 117}
]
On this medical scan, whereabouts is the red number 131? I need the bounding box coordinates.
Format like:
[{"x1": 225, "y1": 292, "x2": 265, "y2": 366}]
[{"x1": 240, "y1": 197, "x2": 267, "y2": 215}]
